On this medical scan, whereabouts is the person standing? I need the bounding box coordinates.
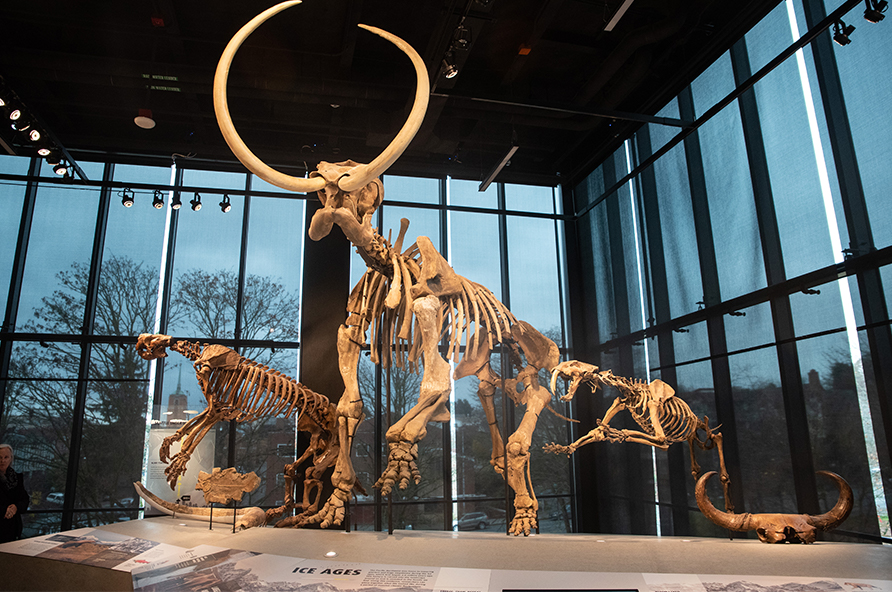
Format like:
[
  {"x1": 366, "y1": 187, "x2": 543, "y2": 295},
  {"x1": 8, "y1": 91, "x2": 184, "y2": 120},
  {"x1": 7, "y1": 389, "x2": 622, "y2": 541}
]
[{"x1": 0, "y1": 444, "x2": 29, "y2": 543}]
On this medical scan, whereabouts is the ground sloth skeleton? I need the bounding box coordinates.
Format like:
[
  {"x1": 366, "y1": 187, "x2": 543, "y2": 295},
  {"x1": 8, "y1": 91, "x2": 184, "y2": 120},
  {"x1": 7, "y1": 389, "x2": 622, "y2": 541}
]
[{"x1": 136, "y1": 334, "x2": 360, "y2": 525}]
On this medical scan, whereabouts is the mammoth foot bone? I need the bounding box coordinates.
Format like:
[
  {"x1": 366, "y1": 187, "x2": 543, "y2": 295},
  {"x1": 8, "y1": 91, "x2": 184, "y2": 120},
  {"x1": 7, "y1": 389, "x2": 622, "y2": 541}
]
[
  {"x1": 375, "y1": 441, "x2": 421, "y2": 495},
  {"x1": 509, "y1": 496, "x2": 538, "y2": 537}
]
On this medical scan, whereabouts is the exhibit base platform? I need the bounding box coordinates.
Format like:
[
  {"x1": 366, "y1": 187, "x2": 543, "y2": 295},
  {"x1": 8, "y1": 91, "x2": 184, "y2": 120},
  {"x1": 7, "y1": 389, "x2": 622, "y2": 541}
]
[{"x1": 1, "y1": 517, "x2": 890, "y2": 591}]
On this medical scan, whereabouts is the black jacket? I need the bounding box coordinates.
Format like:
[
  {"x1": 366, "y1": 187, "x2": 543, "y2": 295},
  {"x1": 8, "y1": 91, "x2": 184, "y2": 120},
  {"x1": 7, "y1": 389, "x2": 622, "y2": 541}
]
[{"x1": 0, "y1": 471, "x2": 29, "y2": 543}]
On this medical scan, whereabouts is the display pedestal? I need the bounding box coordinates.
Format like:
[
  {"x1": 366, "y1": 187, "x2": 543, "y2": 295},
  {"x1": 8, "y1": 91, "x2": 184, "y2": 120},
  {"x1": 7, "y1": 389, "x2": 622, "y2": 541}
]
[{"x1": 1, "y1": 517, "x2": 890, "y2": 591}]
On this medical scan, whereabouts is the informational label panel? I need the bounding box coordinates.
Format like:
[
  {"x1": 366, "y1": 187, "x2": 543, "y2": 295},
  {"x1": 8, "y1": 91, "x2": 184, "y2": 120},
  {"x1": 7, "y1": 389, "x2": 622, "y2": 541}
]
[{"x1": 146, "y1": 428, "x2": 214, "y2": 504}]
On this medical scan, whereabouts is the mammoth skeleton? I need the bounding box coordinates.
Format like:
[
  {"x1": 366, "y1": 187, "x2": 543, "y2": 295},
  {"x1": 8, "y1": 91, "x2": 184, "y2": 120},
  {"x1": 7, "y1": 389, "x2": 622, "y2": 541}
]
[
  {"x1": 696, "y1": 470, "x2": 853, "y2": 543},
  {"x1": 213, "y1": 0, "x2": 568, "y2": 536}
]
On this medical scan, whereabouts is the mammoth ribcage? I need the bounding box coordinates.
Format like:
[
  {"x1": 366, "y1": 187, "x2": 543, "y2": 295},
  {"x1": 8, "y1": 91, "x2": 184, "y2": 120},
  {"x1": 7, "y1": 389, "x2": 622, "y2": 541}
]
[
  {"x1": 629, "y1": 396, "x2": 699, "y2": 443},
  {"x1": 205, "y1": 358, "x2": 330, "y2": 425},
  {"x1": 355, "y1": 265, "x2": 518, "y2": 372}
]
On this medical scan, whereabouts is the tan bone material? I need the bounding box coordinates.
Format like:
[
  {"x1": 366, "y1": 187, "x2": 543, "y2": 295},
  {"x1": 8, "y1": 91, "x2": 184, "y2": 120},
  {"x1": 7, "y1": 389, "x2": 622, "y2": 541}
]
[
  {"x1": 135, "y1": 334, "x2": 359, "y2": 526},
  {"x1": 210, "y1": 2, "x2": 570, "y2": 536},
  {"x1": 545, "y1": 361, "x2": 735, "y2": 513},
  {"x1": 695, "y1": 470, "x2": 853, "y2": 543}
]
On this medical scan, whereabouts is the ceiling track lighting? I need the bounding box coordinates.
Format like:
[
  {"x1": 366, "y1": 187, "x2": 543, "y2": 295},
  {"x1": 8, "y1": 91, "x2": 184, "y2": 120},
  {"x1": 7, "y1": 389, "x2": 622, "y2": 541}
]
[
  {"x1": 190, "y1": 192, "x2": 202, "y2": 211},
  {"x1": 152, "y1": 189, "x2": 164, "y2": 209},
  {"x1": 864, "y1": 0, "x2": 887, "y2": 22},
  {"x1": 121, "y1": 187, "x2": 135, "y2": 208},
  {"x1": 170, "y1": 192, "x2": 182, "y2": 210},
  {"x1": 219, "y1": 194, "x2": 232, "y2": 213},
  {"x1": 832, "y1": 19, "x2": 856, "y2": 45},
  {"x1": 452, "y1": 22, "x2": 472, "y2": 50},
  {"x1": 1, "y1": 78, "x2": 83, "y2": 179},
  {"x1": 442, "y1": 52, "x2": 459, "y2": 79}
]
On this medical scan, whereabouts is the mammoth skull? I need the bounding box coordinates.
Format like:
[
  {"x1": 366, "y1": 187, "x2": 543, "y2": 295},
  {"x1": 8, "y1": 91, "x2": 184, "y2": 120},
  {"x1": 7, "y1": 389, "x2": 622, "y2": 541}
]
[
  {"x1": 213, "y1": 0, "x2": 428, "y2": 247},
  {"x1": 695, "y1": 470, "x2": 853, "y2": 544}
]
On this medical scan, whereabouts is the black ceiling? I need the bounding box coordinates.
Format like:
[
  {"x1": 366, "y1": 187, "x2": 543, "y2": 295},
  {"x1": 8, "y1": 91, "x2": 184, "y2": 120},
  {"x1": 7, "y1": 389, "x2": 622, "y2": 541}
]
[{"x1": 0, "y1": 0, "x2": 780, "y2": 188}]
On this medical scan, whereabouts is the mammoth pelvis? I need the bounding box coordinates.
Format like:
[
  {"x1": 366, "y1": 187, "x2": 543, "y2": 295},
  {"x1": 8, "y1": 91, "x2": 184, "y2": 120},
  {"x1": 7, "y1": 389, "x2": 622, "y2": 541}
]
[{"x1": 695, "y1": 470, "x2": 853, "y2": 544}]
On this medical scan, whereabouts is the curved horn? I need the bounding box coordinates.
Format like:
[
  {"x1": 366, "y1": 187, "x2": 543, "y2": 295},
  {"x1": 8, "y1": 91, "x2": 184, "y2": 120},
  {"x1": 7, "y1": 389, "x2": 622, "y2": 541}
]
[
  {"x1": 337, "y1": 25, "x2": 430, "y2": 193},
  {"x1": 807, "y1": 471, "x2": 854, "y2": 531},
  {"x1": 213, "y1": 1, "x2": 326, "y2": 194},
  {"x1": 695, "y1": 472, "x2": 750, "y2": 532}
]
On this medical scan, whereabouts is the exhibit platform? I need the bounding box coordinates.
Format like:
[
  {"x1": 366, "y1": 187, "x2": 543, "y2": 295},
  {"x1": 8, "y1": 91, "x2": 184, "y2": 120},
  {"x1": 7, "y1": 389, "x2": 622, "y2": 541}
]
[{"x1": 1, "y1": 516, "x2": 890, "y2": 591}]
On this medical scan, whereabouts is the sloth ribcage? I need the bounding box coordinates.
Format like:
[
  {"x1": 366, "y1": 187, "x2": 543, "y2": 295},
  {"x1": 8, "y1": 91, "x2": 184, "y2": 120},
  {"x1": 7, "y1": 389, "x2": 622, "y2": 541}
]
[
  {"x1": 182, "y1": 346, "x2": 333, "y2": 427},
  {"x1": 601, "y1": 374, "x2": 701, "y2": 442}
]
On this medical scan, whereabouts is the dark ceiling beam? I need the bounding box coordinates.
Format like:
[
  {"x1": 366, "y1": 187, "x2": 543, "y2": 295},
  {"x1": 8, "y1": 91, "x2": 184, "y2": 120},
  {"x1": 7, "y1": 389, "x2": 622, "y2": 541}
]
[{"x1": 500, "y1": 0, "x2": 565, "y2": 86}]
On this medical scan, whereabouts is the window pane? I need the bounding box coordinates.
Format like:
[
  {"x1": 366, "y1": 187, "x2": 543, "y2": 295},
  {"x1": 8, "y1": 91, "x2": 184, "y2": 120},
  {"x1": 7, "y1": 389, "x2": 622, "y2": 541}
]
[
  {"x1": 384, "y1": 175, "x2": 439, "y2": 204},
  {"x1": 449, "y1": 178, "x2": 497, "y2": 209},
  {"x1": 15, "y1": 182, "x2": 100, "y2": 331},
  {"x1": 504, "y1": 184, "x2": 554, "y2": 214},
  {"x1": 76, "y1": 345, "x2": 150, "y2": 512},
  {"x1": 0, "y1": 174, "x2": 26, "y2": 317},
  {"x1": 797, "y1": 332, "x2": 882, "y2": 540},
  {"x1": 98, "y1": 169, "x2": 168, "y2": 337},
  {"x1": 243, "y1": 196, "x2": 304, "y2": 343},
  {"x1": 506, "y1": 215, "x2": 562, "y2": 336},
  {"x1": 448, "y1": 210, "x2": 501, "y2": 301},
  {"x1": 729, "y1": 348, "x2": 795, "y2": 515},
  {"x1": 168, "y1": 170, "x2": 246, "y2": 338}
]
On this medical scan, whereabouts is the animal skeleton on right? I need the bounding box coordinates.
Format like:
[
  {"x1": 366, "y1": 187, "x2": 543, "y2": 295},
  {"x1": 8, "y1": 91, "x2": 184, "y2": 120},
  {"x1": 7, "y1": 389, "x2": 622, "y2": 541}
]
[{"x1": 544, "y1": 360, "x2": 734, "y2": 512}]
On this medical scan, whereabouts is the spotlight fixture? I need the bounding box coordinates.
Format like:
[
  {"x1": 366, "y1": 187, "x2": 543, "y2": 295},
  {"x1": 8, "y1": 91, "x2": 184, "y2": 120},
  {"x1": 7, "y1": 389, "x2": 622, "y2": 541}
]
[
  {"x1": 121, "y1": 188, "x2": 135, "y2": 207},
  {"x1": 53, "y1": 161, "x2": 69, "y2": 176},
  {"x1": 44, "y1": 150, "x2": 62, "y2": 166},
  {"x1": 152, "y1": 189, "x2": 164, "y2": 209},
  {"x1": 37, "y1": 146, "x2": 52, "y2": 157},
  {"x1": 170, "y1": 192, "x2": 182, "y2": 210},
  {"x1": 442, "y1": 53, "x2": 459, "y2": 79},
  {"x1": 9, "y1": 109, "x2": 31, "y2": 131},
  {"x1": 190, "y1": 193, "x2": 202, "y2": 211},
  {"x1": 452, "y1": 24, "x2": 472, "y2": 50},
  {"x1": 28, "y1": 129, "x2": 41, "y2": 142},
  {"x1": 219, "y1": 194, "x2": 232, "y2": 213},
  {"x1": 864, "y1": 0, "x2": 887, "y2": 22},
  {"x1": 833, "y1": 19, "x2": 856, "y2": 45}
]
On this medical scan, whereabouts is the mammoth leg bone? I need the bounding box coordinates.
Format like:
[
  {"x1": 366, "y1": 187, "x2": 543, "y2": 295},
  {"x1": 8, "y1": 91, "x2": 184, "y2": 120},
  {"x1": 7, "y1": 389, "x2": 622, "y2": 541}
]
[
  {"x1": 690, "y1": 419, "x2": 733, "y2": 512},
  {"x1": 505, "y1": 369, "x2": 552, "y2": 536},
  {"x1": 474, "y1": 362, "x2": 506, "y2": 477},
  {"x1": 375, "y1": 295, "x2": 452, "y2": 495},
  {"x1": 304, "y1": 324, "x2": 365, "y2": 528}
]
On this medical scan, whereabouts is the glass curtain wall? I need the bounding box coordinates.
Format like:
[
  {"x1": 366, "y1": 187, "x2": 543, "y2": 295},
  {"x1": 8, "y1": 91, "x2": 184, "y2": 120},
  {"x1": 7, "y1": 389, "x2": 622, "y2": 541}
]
[
  {"x1": 0, "y1": 158, "x2": 571, "y2": 537},
  {"x1": 569, "y1": 0, "x2": 891, "y2": 542}
]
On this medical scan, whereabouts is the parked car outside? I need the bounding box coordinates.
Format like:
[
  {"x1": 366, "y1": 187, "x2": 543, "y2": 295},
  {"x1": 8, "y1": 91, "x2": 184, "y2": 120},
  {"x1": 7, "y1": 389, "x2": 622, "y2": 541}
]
[
  {"x1": 456, "y1": 511, "x2": 490, "y2": 530},
  {"x1": 45, "y1": 492, "x2": 65, "y2": 505}
]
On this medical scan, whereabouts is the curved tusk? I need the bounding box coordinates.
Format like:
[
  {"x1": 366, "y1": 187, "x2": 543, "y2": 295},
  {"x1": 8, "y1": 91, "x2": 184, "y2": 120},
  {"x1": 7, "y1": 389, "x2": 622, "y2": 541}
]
[
  {"x1": 806, "y1": 470, "x2": 854, "y2": 531},
  {"x1": 695, "y1": 472, "x2": 750, "y2": 532},
  {"x1": 337, "y1": 24, "x2": 430, "y2": 193},
  {"x1": 213, "y1": 1, "x2": 326, "y2": 194}
]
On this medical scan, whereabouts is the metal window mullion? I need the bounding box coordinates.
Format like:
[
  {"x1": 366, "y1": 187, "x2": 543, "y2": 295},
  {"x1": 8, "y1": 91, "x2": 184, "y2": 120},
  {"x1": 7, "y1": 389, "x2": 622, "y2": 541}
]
[
  {"x1": 152, "y1": 166, "x2": 182, "y2": 415},
  {"x1": 602, "y1": 154, "x2": 648, "y2": 534},
  {"x1": 730, "y1": 38, "x2": 819, "y2": 515},
  {"x1": 62, "y1": 162, "x2": 114, "y2": 530},
  {"x1": 562, "y1": 183, "x2": 603, "y2": 534},
  {"x1": 677, "y1": 85, "x2": 746, "y2": 514},
  {"x1": 438, "y1": 177, "x2": 452, "y2": 531},
  {"x1": 229, "y1": 175, "x2": 252, "y2": 471},
  {"x1": 635, "y1": 125, "x2": 688, "y2": 535}
]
